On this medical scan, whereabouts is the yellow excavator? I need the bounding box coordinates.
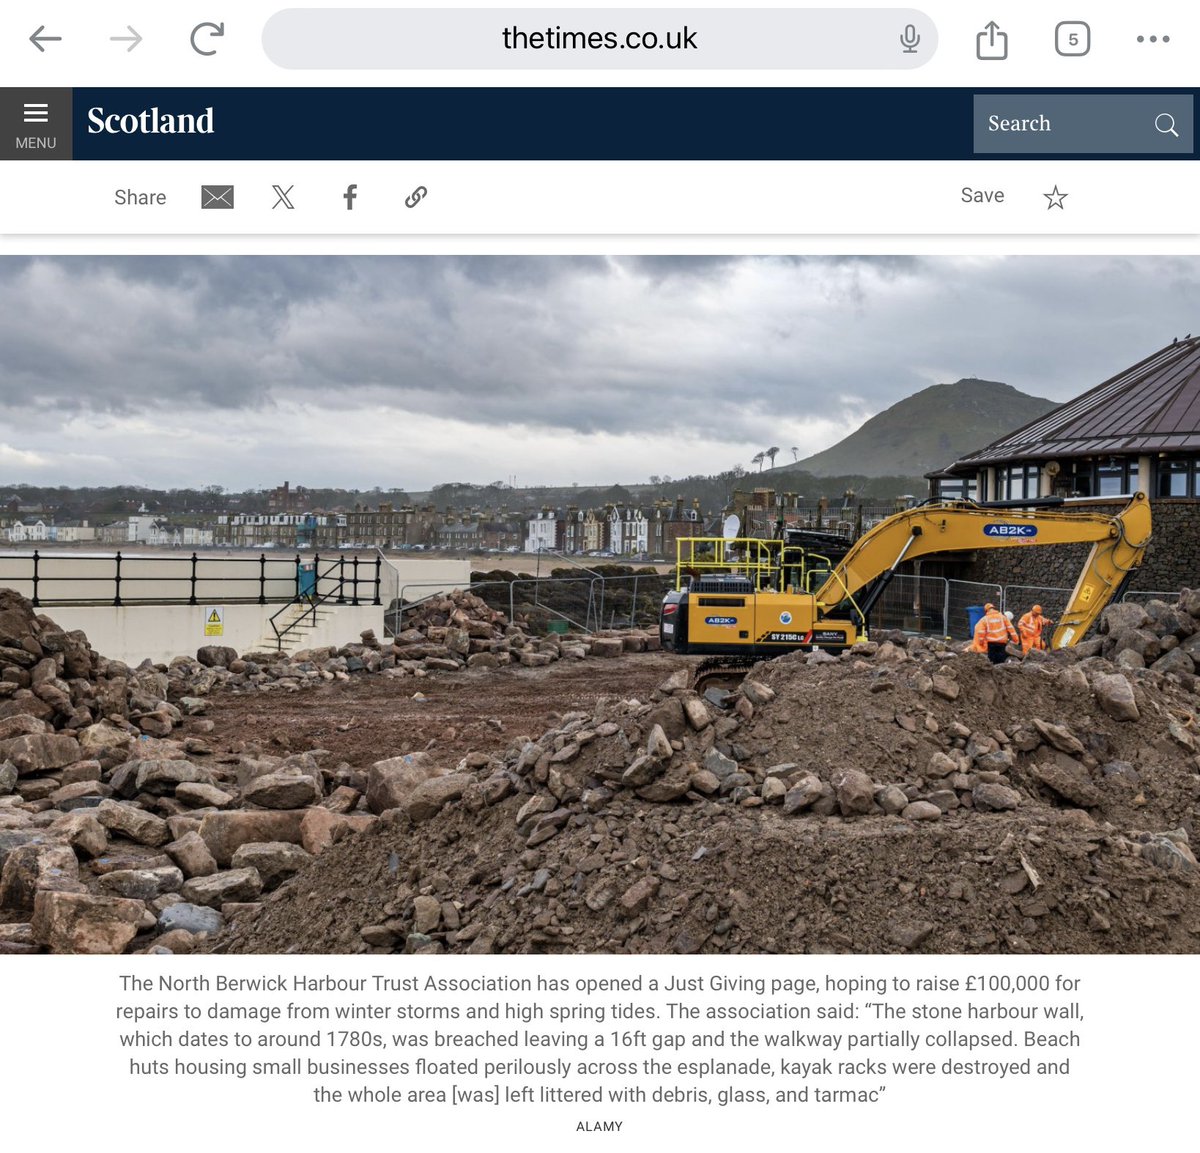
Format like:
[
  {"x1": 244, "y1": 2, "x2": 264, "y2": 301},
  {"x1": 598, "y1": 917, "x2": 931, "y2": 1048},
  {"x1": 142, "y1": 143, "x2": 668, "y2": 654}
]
[{"x1": 659, "y1": 491, "x2": 1151, "y2": 657}]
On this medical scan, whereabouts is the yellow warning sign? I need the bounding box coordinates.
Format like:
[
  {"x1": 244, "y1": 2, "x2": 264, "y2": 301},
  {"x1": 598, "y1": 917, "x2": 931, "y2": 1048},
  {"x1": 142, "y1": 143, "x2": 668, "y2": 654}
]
[{"x1": 204, "y1": 606, "x2": 225, "y2": 637}]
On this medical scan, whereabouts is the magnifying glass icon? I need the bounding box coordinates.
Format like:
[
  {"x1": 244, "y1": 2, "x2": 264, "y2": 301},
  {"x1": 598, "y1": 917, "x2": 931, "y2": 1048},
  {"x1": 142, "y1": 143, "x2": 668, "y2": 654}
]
[{"x1": 1155, "y1": 112, "x2": 1180, "y2": 138}]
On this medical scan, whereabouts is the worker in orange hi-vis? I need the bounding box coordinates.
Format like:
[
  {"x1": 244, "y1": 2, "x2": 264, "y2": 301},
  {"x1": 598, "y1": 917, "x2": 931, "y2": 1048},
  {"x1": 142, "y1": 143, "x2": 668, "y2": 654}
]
[
  {"x1": 965, "y1": 611, "x2": 989, "y2": 653},
  {"x1": 981, "y1": 602, "x2": 1019, "y2": 664},
  {"x1": 1018, "y1": 604, "x2": 1055, "y2": 654}
]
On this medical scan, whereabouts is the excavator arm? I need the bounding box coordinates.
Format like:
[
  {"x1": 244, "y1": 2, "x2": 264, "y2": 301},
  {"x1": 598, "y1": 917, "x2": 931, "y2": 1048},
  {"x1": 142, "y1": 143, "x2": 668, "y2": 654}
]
[{"x1": 812, "y1": 492, "x2": 1152, "y2": 648}]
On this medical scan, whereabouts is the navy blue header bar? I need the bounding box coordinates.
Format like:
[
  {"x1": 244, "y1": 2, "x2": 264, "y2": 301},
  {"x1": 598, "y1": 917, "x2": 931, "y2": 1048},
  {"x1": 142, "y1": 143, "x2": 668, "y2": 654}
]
[{"x1": 10, "y1": 88, "x2": 1200, "y2": 161}]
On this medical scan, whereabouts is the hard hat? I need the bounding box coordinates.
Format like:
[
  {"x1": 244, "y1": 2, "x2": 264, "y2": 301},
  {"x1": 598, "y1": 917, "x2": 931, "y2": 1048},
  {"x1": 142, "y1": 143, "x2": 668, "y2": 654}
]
[
  {"x1": 1032, "y1": 604, "x2": 1042, "y2": 614},
  {"x1": 1005, "y1": 610, "x2": 1014, "y2": 620},
  {"x1": 984, "y1": 602, "x2": 995, "y2": 611}
]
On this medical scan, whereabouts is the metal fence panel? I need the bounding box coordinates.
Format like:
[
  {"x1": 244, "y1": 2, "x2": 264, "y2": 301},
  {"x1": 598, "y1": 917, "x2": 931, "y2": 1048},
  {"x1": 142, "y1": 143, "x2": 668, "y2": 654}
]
[
  {"x1": 866, "y1": 575, "x2": 948, "y2": 636},
  {"x1": 389, "y1": 570, "x2": 1188, "y2": 642}
]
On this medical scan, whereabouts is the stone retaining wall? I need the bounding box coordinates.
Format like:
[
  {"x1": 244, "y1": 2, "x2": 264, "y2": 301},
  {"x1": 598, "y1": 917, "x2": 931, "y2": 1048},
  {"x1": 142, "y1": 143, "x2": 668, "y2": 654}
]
[{"x1": 951, "y1": 500, "x2": 1199, "y2": 595}]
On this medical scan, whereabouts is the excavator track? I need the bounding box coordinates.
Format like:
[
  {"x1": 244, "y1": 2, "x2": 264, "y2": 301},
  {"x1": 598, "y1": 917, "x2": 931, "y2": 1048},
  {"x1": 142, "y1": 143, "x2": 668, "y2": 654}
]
[{"x1": 691, "y1": 656, "x2": 760, "y2": 694}]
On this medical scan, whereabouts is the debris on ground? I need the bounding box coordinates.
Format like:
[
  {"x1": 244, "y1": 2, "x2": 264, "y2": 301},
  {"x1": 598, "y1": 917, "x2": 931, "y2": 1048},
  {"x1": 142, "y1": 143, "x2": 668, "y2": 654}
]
[{"x1": 3, "y1": 584, "x2": 1199, "y2": 955}]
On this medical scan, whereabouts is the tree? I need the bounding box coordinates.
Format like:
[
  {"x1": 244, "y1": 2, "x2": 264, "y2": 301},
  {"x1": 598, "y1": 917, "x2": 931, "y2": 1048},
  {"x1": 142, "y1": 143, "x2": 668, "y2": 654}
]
[
  {"x1": 790, "y1": 447, "x2": 799, "y2": 461},
  {"x1": 752, "y1": 452, "x2": 765, "y2": 471},
  {"x1": 766, "y1": 446, "x2": 780, "y2": 468}
]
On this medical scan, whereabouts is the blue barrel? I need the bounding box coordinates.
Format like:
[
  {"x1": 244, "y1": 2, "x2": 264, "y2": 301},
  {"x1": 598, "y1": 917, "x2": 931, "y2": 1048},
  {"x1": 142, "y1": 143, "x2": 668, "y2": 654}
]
[
  {"x1": 966, "y1": 605, "x2": 985, "y2": 636},
  {"x1": 298, "y1": 561, "x2": 317, "y2": 597}
]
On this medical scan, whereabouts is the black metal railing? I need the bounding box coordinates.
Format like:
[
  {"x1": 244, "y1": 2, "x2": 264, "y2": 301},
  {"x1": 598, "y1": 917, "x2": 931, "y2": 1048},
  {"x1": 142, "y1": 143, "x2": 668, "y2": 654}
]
[
  {"x1": 3, "y1": 550, "x2": 383, "y2": 610},
  {"x1": 267, "y1": 555, "x2": 383, "y2": 650}
]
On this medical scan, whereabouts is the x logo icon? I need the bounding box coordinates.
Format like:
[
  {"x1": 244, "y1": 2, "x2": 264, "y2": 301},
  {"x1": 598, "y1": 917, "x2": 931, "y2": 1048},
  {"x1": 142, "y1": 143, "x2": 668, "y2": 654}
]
[{"x1": 272, "y1": 184, "x2": 295, "y2": 210}]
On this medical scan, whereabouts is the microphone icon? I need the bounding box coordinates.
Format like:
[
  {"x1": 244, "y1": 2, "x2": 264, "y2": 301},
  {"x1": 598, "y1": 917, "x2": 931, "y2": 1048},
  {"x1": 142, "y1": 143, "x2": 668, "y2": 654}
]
[{"x1": 900, "y1": 23, "x2": 921, "y2": 53}]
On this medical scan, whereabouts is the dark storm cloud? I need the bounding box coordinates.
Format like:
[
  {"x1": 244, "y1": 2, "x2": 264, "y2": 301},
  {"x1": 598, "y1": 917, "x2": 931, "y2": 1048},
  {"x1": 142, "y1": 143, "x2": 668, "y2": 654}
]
[{"x1": 2, "y1": 255, "x2": 1199, "y2": 456}]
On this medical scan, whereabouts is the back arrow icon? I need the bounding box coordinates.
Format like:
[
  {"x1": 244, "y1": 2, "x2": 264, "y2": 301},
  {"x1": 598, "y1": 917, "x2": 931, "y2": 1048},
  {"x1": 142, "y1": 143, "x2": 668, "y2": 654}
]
[
  {"x1": 30, "y1": 25, "x2": 63, "y2": 52},
  {"x1": 111, "y1": 25, "x2": 143, "y2": 52}
]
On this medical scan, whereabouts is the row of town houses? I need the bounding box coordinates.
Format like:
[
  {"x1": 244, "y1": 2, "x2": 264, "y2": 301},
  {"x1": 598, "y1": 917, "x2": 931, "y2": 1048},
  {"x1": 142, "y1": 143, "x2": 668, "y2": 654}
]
[
  {"x1": 2, "y1": 514, "x2": 215, "y2": 547},
  {"x1": 1, "y1": 498, "x2": 711, "y2": 557}
]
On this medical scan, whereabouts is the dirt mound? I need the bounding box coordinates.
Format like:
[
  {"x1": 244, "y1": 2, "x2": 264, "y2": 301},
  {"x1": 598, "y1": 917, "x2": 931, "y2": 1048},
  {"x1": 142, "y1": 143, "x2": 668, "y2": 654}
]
[
  {"x1": 6, "y1": 577, "x2": 1200, "y2": 957},
  {"x1": 210, "y1": 613, "x2": 1200, "y2": 956}
]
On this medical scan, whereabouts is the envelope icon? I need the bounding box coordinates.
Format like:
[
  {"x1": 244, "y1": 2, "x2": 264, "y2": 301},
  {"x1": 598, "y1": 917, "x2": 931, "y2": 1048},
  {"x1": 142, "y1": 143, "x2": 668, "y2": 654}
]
[{"x1": 201, "y1": 184, "x2": 234, "y2": 209}]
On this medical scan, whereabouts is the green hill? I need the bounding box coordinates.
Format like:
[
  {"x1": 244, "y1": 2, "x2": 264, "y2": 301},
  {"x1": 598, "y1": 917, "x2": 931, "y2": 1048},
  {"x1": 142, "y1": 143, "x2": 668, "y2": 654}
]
[{"x1": 784, "y1": 379, "x2": 1056, "y2": 478}]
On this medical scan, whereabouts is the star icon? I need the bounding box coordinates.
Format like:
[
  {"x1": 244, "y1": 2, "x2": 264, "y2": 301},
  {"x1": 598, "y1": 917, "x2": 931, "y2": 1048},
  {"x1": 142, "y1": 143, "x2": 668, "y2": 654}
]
[{"x1": 1044, "y1": 185, "x2": 1068, "y2": 209}]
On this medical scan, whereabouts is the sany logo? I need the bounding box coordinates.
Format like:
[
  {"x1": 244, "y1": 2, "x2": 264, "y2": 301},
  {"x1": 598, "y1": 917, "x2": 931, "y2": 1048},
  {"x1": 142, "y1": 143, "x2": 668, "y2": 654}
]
[
  {"x1": 984, "y1": 523, "x2": 1038, "y2": 538},
  {"x1": 705, "y1": 616, "x2": 737, "y2": 626},
  {"x1": 779, "y1": 611, "x2": 793, "y2": 625}
]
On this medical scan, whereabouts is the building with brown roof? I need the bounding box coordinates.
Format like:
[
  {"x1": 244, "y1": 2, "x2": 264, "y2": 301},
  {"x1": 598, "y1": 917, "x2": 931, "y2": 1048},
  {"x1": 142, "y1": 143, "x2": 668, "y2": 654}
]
[
  {"x1": 930, "y1": 333, "x2": 1200, "y2": 590},
  {"x1": 933, "y1": 334, "x2": 1200, "y2": 503}
]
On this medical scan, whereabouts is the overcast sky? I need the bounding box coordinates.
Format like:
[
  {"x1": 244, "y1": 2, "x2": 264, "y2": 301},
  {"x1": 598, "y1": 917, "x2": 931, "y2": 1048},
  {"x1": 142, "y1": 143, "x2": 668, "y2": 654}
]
[{"x1": 3, "y1": 255, "x2": 1199, "y2": 492}]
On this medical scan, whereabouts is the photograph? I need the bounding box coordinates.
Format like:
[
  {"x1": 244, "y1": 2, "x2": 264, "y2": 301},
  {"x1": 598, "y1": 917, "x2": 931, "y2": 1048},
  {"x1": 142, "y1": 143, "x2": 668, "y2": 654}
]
[{"x1": 1, "y1": 254, "x2": 1199, "y2": 959}]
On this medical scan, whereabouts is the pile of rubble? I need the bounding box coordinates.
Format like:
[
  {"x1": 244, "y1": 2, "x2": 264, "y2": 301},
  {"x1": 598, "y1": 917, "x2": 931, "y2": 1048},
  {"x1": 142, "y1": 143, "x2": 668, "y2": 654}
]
[
  {"x1": 181, "y1": 589, "x2": 657, "y2": 697},
  {"x1": 0, "y1": 587, "x2": 654, "y2": 954},
  {"x1": 4, "y1": 581, "x2": 1200, "y2": 956},
  {"x1": 212, "y1": 594, "x2": 1200, "y2": 957}
]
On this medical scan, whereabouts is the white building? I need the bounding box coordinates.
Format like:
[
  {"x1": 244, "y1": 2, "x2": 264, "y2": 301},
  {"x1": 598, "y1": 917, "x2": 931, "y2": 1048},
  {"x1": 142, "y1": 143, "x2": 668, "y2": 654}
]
[
  {"x1": 7, "y1": 518, "x2": 49, "y2": 543},
  {"x1": 525, "y1": 509, "x2": 559, "y2": 552},
  {"x1": 608, "y1": 507, "x2": 649, "y2": 555},
  {"x1": 126, "y1": 514, "x2": 160, "y2": 543}
]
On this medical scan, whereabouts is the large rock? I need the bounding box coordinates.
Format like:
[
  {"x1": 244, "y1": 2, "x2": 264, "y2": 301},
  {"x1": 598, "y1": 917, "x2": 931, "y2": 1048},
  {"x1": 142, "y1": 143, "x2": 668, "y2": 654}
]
[
  {"x1": 682, "y1": 698, "x2": 712, "y2": 731},
  {"x1": 1, "y1": 843, "x2": 82, "y2": 910},
  {"x1": 702, "y1": 749, "x2": 738, "y2": 780},
  {"x1": 198, "y1": 811, "x2": 305, "y2": 866},
  {"x1": 175, "y1": 782, "x2": 236, "y2": 809},
  {"x1": 242, "y1": 772, "x2": 323, "y2": 810},
  {"x1": 405, "y1": 773, "x2": 472, "y2": 823},
  {"x1": 645, "y1": 724, "x2": 673, "y2": 762},
  {"x1": 644, "y1": 699, "x2": 687, "y2": 742},
  {"x1": 621, "y1": 755, "x2": 663, "y2": 789},
  {"x1": 972, "y1": 782, "x2": 1022, "y2": 811},
  {"x1": 366, "y1": 752, "x2": 445, "y2": 815},
  {"x1": 196, "y1": 645, "x2": 239, "y2": 669},
  {"x1": 230, "y1": 841, "x2": 313, "y2": 890},
  {"x1": 589, "y1": 638, "x2": 625, "y2": 658},
  {"x1": 181, "y1": 868, "x2": 263, "y2": 909},
  {"x1": 1031, "y1": 719, "x2": 1086, "y2": 756},
  {"x1": 0, "y1": 761, "x2": 18, "y2": 795},
  {"x1": 0, "y1": 715, "x2": 49, "y2": 741},
  {"x1": 741, "y1": 680, "x2": 776, "y2": 706},
  {"x1": 0, "y1": 733, "x2": 83, "y2": 775},
  {"x1": 1092, "y1": 673, "x2": 1140, "y2": 721},
  {"x1": 834, "y1": 769, "x2": 876, "y2": 816},
  {"x1": 32, "y1": 890, "x2": 144, "y2": 954},
  {"x1": 1106, "y1": 628, "x2": 1161, "y2": 665},
  {"x1": 1152, "y1": 648, "x2": 1196, "y2": 677},
  {"x1": 783, "y1": 774, "x2": 826, "y2": 813},
  {"x1": 54, "y1": 811, "x2": 108, "y2": 859},
  {"x1": 158, "y1": 902, "x2": 224, "y2": 936},
  {"x1": 1100, "y1": 602, "x2": 1151, "y2": 635},
  {"x1": 1031, "y1": 756, "x2": 1102, "y2": 807},
  {"x1": 95, "y1": 800, "x2": 170, "y2": 847},
  {"x1": 299, "y1": 809, "x2": 375, "y2": 856},
  {"x1": 165, "y1": 831, "x2": 219, "y2": 878},
  {"x1": 134, "y1": 759, "x2": 213, "y2": 795},
  {"x1": 0, "y1": 830, "x2": 49, "y2": 869},
  {"x1": 97, "y1": 866, "x2": 184, "y2": 901}
]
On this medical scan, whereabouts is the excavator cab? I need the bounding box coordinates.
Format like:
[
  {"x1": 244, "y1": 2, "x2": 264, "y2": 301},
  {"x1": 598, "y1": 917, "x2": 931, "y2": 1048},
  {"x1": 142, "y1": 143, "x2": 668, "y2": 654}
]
[{"x1": 659, "y1": 536, "x2": 857, "y2": 655}]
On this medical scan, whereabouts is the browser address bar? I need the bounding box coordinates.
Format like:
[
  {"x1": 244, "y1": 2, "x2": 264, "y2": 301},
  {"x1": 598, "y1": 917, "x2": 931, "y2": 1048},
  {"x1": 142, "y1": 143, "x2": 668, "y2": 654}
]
[{"x1": 262, "y1": 8, "x2": 938, "y2": 70}]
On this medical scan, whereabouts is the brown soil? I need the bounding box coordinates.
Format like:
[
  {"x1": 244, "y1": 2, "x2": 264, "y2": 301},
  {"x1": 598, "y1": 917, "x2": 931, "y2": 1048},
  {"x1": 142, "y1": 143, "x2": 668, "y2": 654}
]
[
  {"x1": 195, "y1": 653, "x2": 683, "y2": 770},
  {"x1": 205, "y1": 647, "x2": 1200, "y2": 957}
]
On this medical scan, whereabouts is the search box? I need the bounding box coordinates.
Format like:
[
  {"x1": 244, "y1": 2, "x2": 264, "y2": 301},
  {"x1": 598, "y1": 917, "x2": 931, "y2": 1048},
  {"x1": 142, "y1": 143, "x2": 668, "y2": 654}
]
[
  {"x1": 973, "y1": 94, "x2": 1193, "y2": 154},
  {"x1": 263, "y1": 8, "x2": 938, "y2": 70}
]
